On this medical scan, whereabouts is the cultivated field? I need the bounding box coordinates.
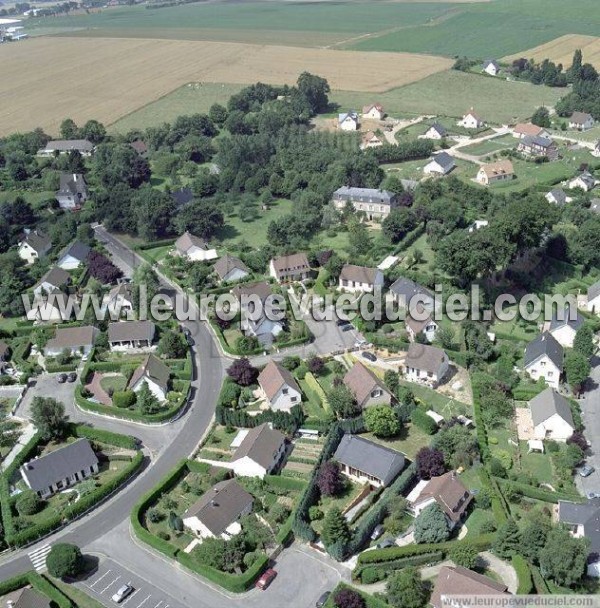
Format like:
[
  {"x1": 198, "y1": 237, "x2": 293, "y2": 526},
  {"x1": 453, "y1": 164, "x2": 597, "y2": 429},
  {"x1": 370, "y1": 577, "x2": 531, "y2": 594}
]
[
  {"x1": 0, "y1": 36, "x2": 451, "y2": 136},
  {"x1": 504, "y1": 34, "x2": 600, "y2": 70}
]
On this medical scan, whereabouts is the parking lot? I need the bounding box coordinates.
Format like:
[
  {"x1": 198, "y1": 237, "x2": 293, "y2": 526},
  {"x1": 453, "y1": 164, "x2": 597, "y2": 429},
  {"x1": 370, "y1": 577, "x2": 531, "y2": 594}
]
[{"x1": 75, "y1": 558, "x2": 186, "y2": 608}]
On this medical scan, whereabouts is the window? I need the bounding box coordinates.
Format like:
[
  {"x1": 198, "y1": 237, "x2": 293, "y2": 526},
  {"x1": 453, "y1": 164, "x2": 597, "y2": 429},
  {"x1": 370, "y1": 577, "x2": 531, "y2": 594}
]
[
  {"x1": 371, "y1": 389, "x2": 382, "y2": 398},
  {"x1": 291, "y1": 396, "x2": 297, "y2": 402},
  {"x1": 282, "y1": 388, "x2": 288, "y2": 395}
]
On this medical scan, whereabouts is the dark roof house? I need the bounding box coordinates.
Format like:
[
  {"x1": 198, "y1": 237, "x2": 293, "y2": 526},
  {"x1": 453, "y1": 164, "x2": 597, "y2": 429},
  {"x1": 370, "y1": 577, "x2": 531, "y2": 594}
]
[
  {"x1": 529, "y1": 388, "x2": 575, "y2": 429},
  {"x1": 232, "y1": 423, "x2": 286, "y2": 470},
  {"x1": 524, "y1": 332, "x2": 563, "y2": 371}
]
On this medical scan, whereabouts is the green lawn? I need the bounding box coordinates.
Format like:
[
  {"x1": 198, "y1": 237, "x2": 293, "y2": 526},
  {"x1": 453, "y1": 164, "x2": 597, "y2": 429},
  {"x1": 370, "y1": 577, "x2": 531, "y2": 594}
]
[
  {"x1": 99, "y1": 373, "x2": 127, "y2": 395},
  {"x1": 398, "y1": 379, "x2": 472, "y2": 418},
  {"x1": 464, "y1": 507, "x2": 494, "y2": 538},
  {"x1": 312, "y1": 479, "x2": 364, "y2": 534},
  {"x1": 460, "y1": 134, "x2": 517, "y2": 157},
  {"x1": 383, "y1": 156, "x2": 475, "y2": 182},
  {"x1": 138, "y1": 244, "x2": 173, "y2": 265},
  {"x1": 364, "y1": 423, "x2": 430, "y2": 461}
]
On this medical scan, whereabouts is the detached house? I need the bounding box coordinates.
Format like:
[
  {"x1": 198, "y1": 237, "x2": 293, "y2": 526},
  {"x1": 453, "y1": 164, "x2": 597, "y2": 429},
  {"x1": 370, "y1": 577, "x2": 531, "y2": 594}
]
[
  {"x1": 57, "y1": 241, "x2": 90, "y2": 270},
  {"x1": 338, "y1": 111, "x2": 358, "y2": 131},
  {"x1": 44, "y1": 325, "x2": 97, "y2": 357},
  {"x1": 558, "y1": 500, "x2": 600, "y2": 577},
  {"x1": 569, "y1": 111, "x2": 594, "y2": 131},
  {"x1": 231, "y1": 281, "x2": 283, "y2": 346},
  {"x1": 476, "y1": 160, "x2": 514, "y2": 185},
  {"x1": 20, "y1": 438, "x2": 99, "y2": 498},
  {"x1": 37, "y1": 139, "x2": 94, "y2": 157},
  {"x1": 55, "y1": 173, "x2": 88, "y2": 210},
  {"x1": 333, "y1": 434, "x2": 405, "y2": 488},
  {"x1": 482, "y1": 59, "x2": 500, "y2": 76},
  {"x1": 547, "y1": 306, "x2": 584, "y2": 348},
  {"x1": 568, "y1": 171, "x2": 598, "y2": 192},
  {"x1": 108, "y1": 320, "x2": 156, "y2": 349},
  {"x1": 174, "y1": 231, "x2": 218, "y2": 262},
  {"x1": 513, "y1": 123, "x2": 549, "y2": 139},
  {"x1": 523, "y1": 332, "x2": 563, "y2": 390},
  {"x1": 424, "y1": 151, "x2": 455, "y2": 175},
  {"x1": 545, "y1": 188, "x2": 571, "y2": 206},
  {"x1": 430, "y1": 566, "x2": 509, "y2": 608},
  {"x1": 405, "y1": 307, "x2": 438, "y2": 343},
  {"x1": 258, "y1": 360, "x2": 301, "y2": 412},
  {"x1": 332, "y1": 187, "x2": 398, "y2": 220},
  {"x1": 362, "y1": 103, "x2": 385, "y2": 120},
  {"x1": 360, "y1": 131, "x2": 383, "y2": 150},
  {"x1": 213, "y1": 254, "x2": 249, "y2": 284},
  {"x1": 404, "y1": 343, "x2": 449, "y2": 386},
  {"x1": 409, "y1": 471, "x2": 472, "y2": 529},
  {"x1": 103, "y1": 283, "x2": 134, "y2": 319},
  {"x1": 529, "y1": 388, "x2": 575, "y2": 442},
  {"x1": 587, "y1": 279, "x2": 600, "y2": 314},
  {"x1": 517, "y1": 135, "x2": 558, "y2": 160},
  {"x1": 423, "y1": 123, "x2": 447, "y2": 140},
  {"x1": 338, "y1": 264, "x2": 384, "y2": 293},
  {"x1": 389, "y1": 277, "x2": 437, "y2": 313},
  {"x1": 343, "y1": 362, "x2": 392, "y2": 409},
  {"x1": 128, "y1": 354, "x2": 171, "y2": 401},
  {"x1": 269, "y1": 253, "x2": 311, "y2": 283},
  {"x1": 182, "y1": 479, "x2": 253, "y2": 540},
  {"x1": 459, "y1": 108, "x2": 483, "y2": 129},
  {"x1": 33, "y1": 267, "x2": 71, "y2": 296},
  {"x1": 26, "y1": 290, "x2": 78, "y2": 323},
  {"x1": 18, "y1": 230, "x2": 51, "y2": 265},
  {"x1": 230, "y1": 423, "x2": 287, "y2": 478}
]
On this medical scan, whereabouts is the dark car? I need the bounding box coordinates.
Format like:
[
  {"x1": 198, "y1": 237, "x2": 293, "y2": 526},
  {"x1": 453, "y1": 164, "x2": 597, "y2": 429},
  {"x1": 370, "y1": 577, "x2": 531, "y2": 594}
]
[
  {"x1": 67, "y1": 372, "x2": 77, "y2": 383},
  {"x1": 316, "y1": 591, "x2": 331, "y2": 607},
  {"x1": 341, "y1": 324, "x2": 353, "y2": 332},
  {"x1": 377, "y1": 539, "x2": 396, "y2": 549},
  {"x1": 256, "y1": 568, "x2": 277, "y2": 590},
  {"x1": 336, "y1": 319, "x2": 350, "y2": 327},
  {"x1": 361, "y1": 351, "x2": 377, "y2": 362},
  {"x1": 57, "y1": 373, "x2": 67, "y2": 384}
]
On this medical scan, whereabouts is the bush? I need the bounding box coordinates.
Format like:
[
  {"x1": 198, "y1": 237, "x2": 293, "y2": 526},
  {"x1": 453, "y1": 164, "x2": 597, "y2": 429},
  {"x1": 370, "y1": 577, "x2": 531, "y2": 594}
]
[
  {"x1": 113, "y1": 390, "x2": 137, "y2": 409},
  {"x1": 410, "y1": 408, "x2": 438, "y2": 435},
  {"x1": 309, "y1": 506, "x2": 324, "y2": 521},
  {"x1": 333, "y1": 588, "x2": 366, "y2": 608},
  {"x1": 16, "y1": 491, "x2": 43, "y2": 516},
  {"x1": 360, "y1": 567, "x2": 385, "y2": 584},
  {"x1": 46, "y1": 543, "x2": 84, "y2": 579}
]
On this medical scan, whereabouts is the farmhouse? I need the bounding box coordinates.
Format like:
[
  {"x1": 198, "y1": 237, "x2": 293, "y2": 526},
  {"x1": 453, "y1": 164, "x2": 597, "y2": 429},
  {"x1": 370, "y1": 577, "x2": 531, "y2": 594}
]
[
  {"x1": 405, "y1": 307, "x2": 438, "y2": 343},
  {"x1": 547, "y1": 306, "x2": 584, "y2": 348},
  {"x1": 587, "y1": 280, "x2": 600, "y2": 314},
  {"x1": 360, "y1": 131, "x2": 383, "y2": 150},
  {"x1": 476, "y1": 160, "x2": 514, "y2": 185},
  {"x1": 20, "y1": 438, "x2": 99, "y2": 499},
  {"x1": 545, "y1": 187, "x2": 571, "y2": 206},
  {"x1": 230, "y1": 423, "x2": 287, "y2": 478},
  {"x1": 55, "y1": 173, "x2": 88, "y2": 211},
  {"x1": 404, "y1": 343, "x2": 449, "y2": 386},
  {"x1": 458, "y1": 108, "x2": 483, "y2": 129},
  {"x1": 333, "y1": 434, "x2": 405, "y2": 488},
  {"x1": 389, "y1": 277, "x2": 436, "y2": 312},
  {"x1": 44, "y1": 325, "x2": 97, "y2": 357},
  {"x1": 558, "y1": 500, "x2": 600, "y2": 577},
  {"x1": 37, "y1": 139, "x2": 95, "y2": 157},
  {"x1": 517, "y1": 135, "x2": 558, "y2": 160},
  {"x1": 258, "y1": 360, "x2": 301, "y2": 412},
  {"x1": 568, "y1": 111, "x2": 594, "y2": 131},
  {"x1": 409, "y1": 471, "x2": 472, "y2": 529},
  {"x1": 182, "y1": 479, "x2": 253, "y2": 540},
  {"x1": 338, "y1": 111, "x2": 358, "y2": 131},
  {"x1": 568, "y1": 171, "x2": 598, "y2": 192},
  {"x1": 362, "y1": 103, "x2": 385, "y2": 120},
  {"x1": 103, "y1": 283, "x2": 134, "y2": 319},
  {"x1": 523, "y1": 332, "x2": 563, "y2": 390},
  {"x1": 18, "y1": 230, "x2": 51, "y2": 265},
  {"x1": 332, "y1": 186, "x2": 398, "y2": 220},
  {"x1": 529, "y1": 388, "x2": 575, "y2": 442},
  {"x1": 108, "y1": 320, "x2": 156, "y2": 349},
  {"x1": 128, "y1": 354, "x2": 171, "y2": 402},
  {"x1": 269, "y1": 252, "x2": 311, "y2": 283},
  {"x1": 174, "y1": 231, "x2": 218, "y2": 261},
  {"x1": 57, "y1": 241, "x2": 90, "y2": 270},
  {"x1": 423, "y1": 151, "x2": 455, "y2": 175},
  {"x1": 430, "y1": 566, "x2": 509, "y2": 608},
  {"x1": 343, "y1": 362, "x2": 392, "y2": 409},
  {"x1": 338, "y1": 264, "x2": 383, "y2": 293},
  {"x1": 213, "y1": 254, "x2": 249, "y2": 283},
  {"x1": 33, "y1": 267, "x2": 71, "y2": 296},
  {"x1": 482, "y1": 59, "x2": 500, "y2": 76},
  {"x1": 423, "y1": 123, "x2": 447, "y2": 140},
  {"x1": 512, "y1": 123, "x2": 549, "y2": 139}
]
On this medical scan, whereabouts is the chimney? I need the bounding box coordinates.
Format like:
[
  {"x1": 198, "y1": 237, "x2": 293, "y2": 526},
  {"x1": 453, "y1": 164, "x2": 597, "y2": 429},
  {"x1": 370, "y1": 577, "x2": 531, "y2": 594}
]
[{"x1": 73, "y1": 174, "x2": 77, "y2": 182}]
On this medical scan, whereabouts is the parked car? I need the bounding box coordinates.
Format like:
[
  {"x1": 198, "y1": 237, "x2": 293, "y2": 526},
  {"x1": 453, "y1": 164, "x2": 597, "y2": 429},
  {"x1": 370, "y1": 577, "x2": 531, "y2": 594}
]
[
  {"x1": 586, "y1": 492, "x2": 600, "y2": 500},
  {"x1": 341, "y1": 324, "x2": 353, "y2": 332},
  {"x1": 579, "y1": 465, "x2": 596, "y2": 478},
  {"x1": 370, "y1": 524, "x2": 384, "y2": 541},
  {"x1": 361, "y1": 351, "x2": 377, "y2": 362},
  {"x1": 336, "y1": 319, "x2": 350, "y2": 327},
  {"x1": 57, "y1": 373, "x2": 67, "y2": 384},
  {"x1": 67, "y1": 372, "x2": 77, "y2": 383},
  {"x1": 316, "y1": 591, "x2": 331, "y2": 607},
  {"x1": 256, "y1": 568, "x2": 277, "y2": 590},
  {"x1": 112, "y1": 585, "x2": 134, "y2": 603},
  {"x1": 377, "y1": 538, "x2": 396, "y2": 549}
]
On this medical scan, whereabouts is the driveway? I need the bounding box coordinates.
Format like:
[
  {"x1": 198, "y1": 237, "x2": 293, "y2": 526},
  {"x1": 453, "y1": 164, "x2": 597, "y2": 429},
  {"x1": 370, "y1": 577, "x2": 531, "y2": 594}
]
[{"x1": 578, "y1": 354, "x2": 600, "y2": 495}]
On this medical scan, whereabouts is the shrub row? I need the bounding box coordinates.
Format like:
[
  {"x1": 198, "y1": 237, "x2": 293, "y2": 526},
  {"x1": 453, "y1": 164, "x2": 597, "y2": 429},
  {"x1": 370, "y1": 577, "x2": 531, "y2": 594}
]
[
  {"x1": 73, "y1": 424, "x2": 139, "y2": 450},
  {"x1": 303, "y1": 372, "x2": 330, "y2": 411},
  {"x1": 45, "y1": 362, "x2": 78, "y2": 373},
  {"x1": 494, "y1": 477, "x2": 583, "y2": 504},
  {"x1": 357, "y1": 551, "x2": 444, "y2": 583},
  {"x1": 216, "y1": 403, "x2": 304, "y2": 435}
]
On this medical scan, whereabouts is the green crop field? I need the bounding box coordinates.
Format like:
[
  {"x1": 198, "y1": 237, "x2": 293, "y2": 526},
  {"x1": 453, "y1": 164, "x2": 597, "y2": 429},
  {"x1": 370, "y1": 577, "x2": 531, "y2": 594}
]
[{"x1": 331, "y1": 71, "x2": 565, "y2": 124}]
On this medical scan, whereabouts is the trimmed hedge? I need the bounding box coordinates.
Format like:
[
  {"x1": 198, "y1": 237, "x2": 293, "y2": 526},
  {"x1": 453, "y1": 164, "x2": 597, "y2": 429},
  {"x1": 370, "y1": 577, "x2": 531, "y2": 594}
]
[
  {"x1": 73, "y1": 424, "x2": 138, "y2": 450},
  {"x1": 512, "y1": 555, "x2": 533, "y2": 594},
  {"x1": 0, "y1": 573, "x2": 73, "y2": 608},
  {"x1": 357, "y1": 552, "x2": 444, "y2": 582},
  {"x1": 494, "y1": 477, "x2": 583, "y2": 504},
  {"x1": 410, "y1": 407, "x2": 438, "y2": 435}
]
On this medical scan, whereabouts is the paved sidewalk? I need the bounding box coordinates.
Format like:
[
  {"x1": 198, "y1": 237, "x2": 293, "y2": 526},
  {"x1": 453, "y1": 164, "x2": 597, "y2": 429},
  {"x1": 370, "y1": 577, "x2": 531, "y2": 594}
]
[{"x1": 1, "y1": 421, "x2": 36, "y2": 471}]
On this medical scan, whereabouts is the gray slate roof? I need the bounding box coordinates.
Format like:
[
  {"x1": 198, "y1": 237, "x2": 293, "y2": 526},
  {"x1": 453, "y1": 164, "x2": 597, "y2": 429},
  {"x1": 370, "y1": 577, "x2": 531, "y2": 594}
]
[
  {"x1": 389, "y1": 277, "x2": 433, "y2": 301},
  {"x1": 588, "y1": 279, "x2": 600, "y2": 302},
  {"x1": 20, "y1": 439, "x2": 99, "y2": 493},
  {"x1": 529, "y1": 388, "x2": 574, "y2": 428},
  {"x1": 60, "y1": 241, "x2": 90, "y2": 263},
  {"x1": 128, "y1": 354, "x2": 170, "y2": 391},
  {"x1": 333, "y1": 186, "x2": 396, "y2": 205},
  {"x1": 521, "y1": 134, "x2": 555, "y2": 148},
  {"x1": 14, "y1": 588, "x2": 52, "y2": 608},
  {"x1": 334, "y1": 434, "x2": 405, "y2": 486},
  {"x1": 232, "y1": 423, "x2": 286, "y2": 469},
  {"x1": 558, "y1": 499, "x2": 600, "y2": 555},
  {"x1": 34, "y1": 266, "x2": 71, "y2": 291},
  {"x1": 549, "y1": 306, "x2": 584, "y2": 332},
  {"x1": 108, "y1": 320, "x2": 156, "y2": 343},
  {"x1": 213, "y1": 254, "x2": 249, "y2": 280},
  {"x1": 429, "y1": 151, "x2": 455, "y2": 171},
  {"x1": 572, "y1": 171, "x2": 597, "y2": 189},
  {"x1": 483, "y1": 59, "x2": 499, "y2": 70},
  {"x1": 21, "y1": 230, "x2": 51, "y2": 255},
  {"x1": 428, "y1": 122, "x2": 447, "y2": 137},
  {"x1": 405, "y1": 343, "x2": 447, "y2": 374},
  {"x1": 57, "y1": 173, "x2": 87, "y2": 198},
  {"x1": 547, "y1": 188, "x2": 567, "y2": 205},
  {"x1": 524, "y1": 332, "x2": 563, "y2": 370},
  {"x1": 42, "y1": 139, "x2": 94, "y2": 153}
]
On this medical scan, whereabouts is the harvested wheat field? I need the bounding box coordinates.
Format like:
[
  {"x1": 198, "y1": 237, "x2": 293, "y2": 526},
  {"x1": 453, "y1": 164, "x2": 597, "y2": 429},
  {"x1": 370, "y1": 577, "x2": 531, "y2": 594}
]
[
  {"x1": 504, "y1": 34, "x2": 600, "y2": 70},
  {"x1": 0, "y1": 36, "x2": 452, "y2": 135}
]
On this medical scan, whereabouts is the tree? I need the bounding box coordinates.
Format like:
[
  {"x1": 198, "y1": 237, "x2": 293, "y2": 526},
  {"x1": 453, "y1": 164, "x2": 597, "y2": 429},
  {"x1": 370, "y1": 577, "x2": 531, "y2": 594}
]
[
  {"x1": 132, "y1": 264, "x2": 160, "y2": 310},
  {"x1": 317, "y1": 461, "x2": 344, "y2": 497},
  {"x1": 382, "y1": 208, "x2": 416, "y2": 243},
  {"x1": 347, "y1": 221, "x2": 371, "y2": 255},
  {"x1": 364, "y1": 406, "x2": 400, "y2": 437},
  {"x1": 209, "y1": 103, "x2": 228, "y2": 125},
  {"x1": 449, "y1": 544, "x2": 479, "y2": 569},
  {"x1": 87, "y1": 250, "x2": 122, "y2": 285},
  {"x1": 297, "y1": 72, "x2": 330, "y2": 114},
  {"x1": 567, "y1": 430, "x2": 588, "y2": 452},
  {"x1": 193, "y1": 537, "x2": 227, "y2": 570},
  {"x1": 227, "y1": 357, "x2": 259, "y2": 386},
  {"x1": 414, "y1": 503, "x2": 450, "y2": 544},
  {"x1": 573, "y1": 324, "x2": 594, "y2": 359},
  {"x1": 16, "y1": 490, "x2": 42, "y2": 516},
  {"x1": 176, "y1": 199, "x2": 224, "y2": 240},
  {"x1": 531, "y1": 106, "x2": 551, "y2": 128},
  {"x1": 492, "y1": 519, "x2": 520, "y2": 558},
  {"x1": 31, "y1": 397, "x2": 68, "y2": 440},
  {"x1": 46, "y1": 543, "x2": 84, "y2": 579},
  {"x1": 384, "y1": 369, "x2": 399, "y2": 395},
  {"x1": 416, "y1": 447, "x2": 446, "y2": 480},
  {"x1": 60, "y1": 118, "x2": 79, "y2": 140},
  {"x1": 565, "y1": 350, "x2": 590, "y2": 394},
  {"x1": 333, "y1": 588, "x2": 365, "y2": 608},
  {"x1": 307, "y1": 356, "x2": 325, "y2": 375},
  {"x1": 520, "y1": 517, "x2": 551, "y2": 563},
  {"x1": 386, "y1": 567, "x2": 428, "y2": 608},
  {"x1": 321, "y1": 507, "x2": 350, "y2": 547},
  {"x1": 436, "y1": 326, "x2": 455, "y2": 350},
  {"x1": 136, "y1": 383, "x2": 161, "y2": 414},
  {"x1": 328, "y1": 385, "x2": 360, "y2": 418},
  {"x1": 158, "y1": 330, "x2": 187, "y2": 359},
  {"x1": 539, "y1": 526, "x2": 588, "y2": 587}
]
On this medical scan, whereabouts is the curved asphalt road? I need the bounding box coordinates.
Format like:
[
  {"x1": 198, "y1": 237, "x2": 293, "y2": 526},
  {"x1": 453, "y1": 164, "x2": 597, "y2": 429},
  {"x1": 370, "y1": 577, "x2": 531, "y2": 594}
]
[{"x1": 0, "y1": 228, "x2": 227, "y2": 580}]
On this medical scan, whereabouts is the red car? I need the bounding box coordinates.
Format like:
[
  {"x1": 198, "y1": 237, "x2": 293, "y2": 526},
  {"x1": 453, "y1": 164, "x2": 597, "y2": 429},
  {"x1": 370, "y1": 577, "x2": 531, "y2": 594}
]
[{"x1": 256, "y1": 568, "x2": 277, "y2": 590}]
